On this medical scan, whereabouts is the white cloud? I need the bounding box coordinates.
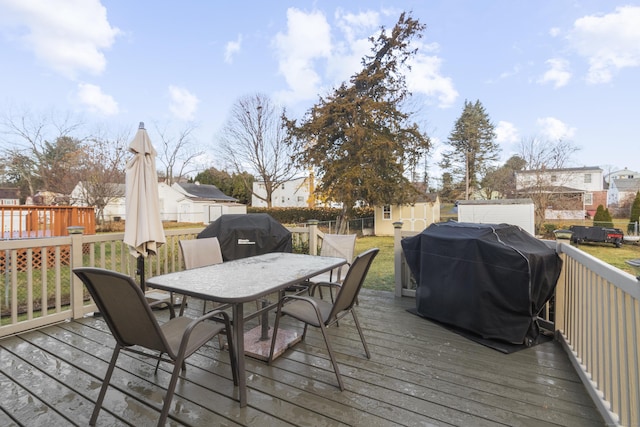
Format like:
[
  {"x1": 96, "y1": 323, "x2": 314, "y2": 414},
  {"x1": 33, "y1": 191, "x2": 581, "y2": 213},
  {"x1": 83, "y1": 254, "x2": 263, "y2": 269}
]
[
  {"x1": 495, "y1": 121, "x2": 519, "y2": 144},
  {"x1": 75, "y1": 83, "x2": 118, "y2": 115},
  {"x1": 568, "y1": 6, "x2": 640, "y2": 84},
  {"x1": 538, "y1": 58, "x2": 571, "y2": 88},
  {"x1": 406, "y1": 48, "x2": 458, "y2": 108},
  {"x1": 168, "y1": 85, "x2": 199, "y2": 121},
  {"x1": 537, "y1": 117, "x2": 576, "y2": 141},
  {"x1": 549, "y1": 27, "x2": 561, "y2": 37},
  {"x1": 272, "y1": 8, "x2": 457, "y2": 109},
  {"x1": 273, "y1": 8, "x2": 332, "y2": 103},
  {"x1": 0, "y1": 0, "x2": 120, "y2": 79},
  {"x1": 224, "y1": 34, "x2": 242, "y2": 64}
]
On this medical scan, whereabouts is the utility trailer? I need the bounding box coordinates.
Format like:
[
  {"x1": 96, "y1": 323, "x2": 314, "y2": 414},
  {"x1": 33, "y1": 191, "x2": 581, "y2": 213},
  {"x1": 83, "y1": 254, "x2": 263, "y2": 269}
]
[{"x1": 569, "y1": 225, "x2": 624, "y2": 248}]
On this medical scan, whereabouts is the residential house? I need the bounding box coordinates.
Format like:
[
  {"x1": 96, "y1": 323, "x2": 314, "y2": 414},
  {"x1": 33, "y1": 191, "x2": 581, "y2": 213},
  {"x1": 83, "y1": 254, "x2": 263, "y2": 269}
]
[
  {"x1": 252, "y1": 176, "x2": 314, "y2": 208},
  {"x1": 604, "y1": 167, "x2": 639, "y2": 185},
  {"x1": 515, "y1": 166, "x2": 607, "y2": 219},
  {"x1": 607, "y1": 177, "x2": 640, "y2": 208},
  {"x1": 374, "y1": 192, "x2": 440, "y2": 236},
  {"x1": 71, "y1": 181, "x2": 245, "y2": 224},
  {"x1": 172, "y1": 182, "x2": 246, "y2": 223},
  {"x1": 0, "y1": 188, "x2": 20, "y2": 205},
  {"x1": 70, "y1": 182, "x2": 126, "y2": 221}
]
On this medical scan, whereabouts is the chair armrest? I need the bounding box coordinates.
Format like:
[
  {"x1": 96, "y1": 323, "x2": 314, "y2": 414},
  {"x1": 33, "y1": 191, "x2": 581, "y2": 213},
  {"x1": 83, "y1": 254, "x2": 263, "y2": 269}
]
[
  {"x1": 149, "y1": 299, "x2": 176, "y2": 318},
  {"x1": 308, "y1": 281, "x2": 340, "y2": 297}
]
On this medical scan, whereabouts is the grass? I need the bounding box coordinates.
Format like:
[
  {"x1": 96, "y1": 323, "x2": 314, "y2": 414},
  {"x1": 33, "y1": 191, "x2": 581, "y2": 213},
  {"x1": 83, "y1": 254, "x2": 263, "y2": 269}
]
[
  {"x1": 570, "y1": 241, "x2": 640, "y2": 273},
  {"x1": 355, "y1": 236, "x2": 395, "y2": 291}
]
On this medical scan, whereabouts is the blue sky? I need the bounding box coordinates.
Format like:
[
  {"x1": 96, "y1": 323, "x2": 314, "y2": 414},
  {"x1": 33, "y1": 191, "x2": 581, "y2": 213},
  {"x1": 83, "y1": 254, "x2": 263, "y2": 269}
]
[{"x1": 1, "y1": 1, "x2": 639, "y2": 182}]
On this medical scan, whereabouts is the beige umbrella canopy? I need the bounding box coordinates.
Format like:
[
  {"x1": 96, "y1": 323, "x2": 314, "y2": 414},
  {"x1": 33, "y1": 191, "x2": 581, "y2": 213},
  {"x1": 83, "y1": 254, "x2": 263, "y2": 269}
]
[{"x1": 123, "y1": 122, "x2": 165, "y2": 290}]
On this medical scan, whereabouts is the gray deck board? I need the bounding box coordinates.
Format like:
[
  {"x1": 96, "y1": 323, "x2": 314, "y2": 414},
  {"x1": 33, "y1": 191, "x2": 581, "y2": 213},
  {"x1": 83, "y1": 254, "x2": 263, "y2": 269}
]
[{"x1": 0, "y1": 289, "x2": 605, "y2": 426}]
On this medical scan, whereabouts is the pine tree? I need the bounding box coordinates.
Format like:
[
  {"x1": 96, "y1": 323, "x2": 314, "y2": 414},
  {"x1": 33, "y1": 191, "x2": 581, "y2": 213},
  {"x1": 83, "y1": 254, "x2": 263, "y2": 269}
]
[
  {"x1": 439, "y1": 100, "x2": 500, "y2": 200},
  {"x1": 629, "y1": 191, "x2": 640, "y2": 234},
  {"x1": 593, "y1": 204, "x2": 614, "y2": 228},
  {"x1": 285, "y1": 12, "x2": 430, "y2": 231}
]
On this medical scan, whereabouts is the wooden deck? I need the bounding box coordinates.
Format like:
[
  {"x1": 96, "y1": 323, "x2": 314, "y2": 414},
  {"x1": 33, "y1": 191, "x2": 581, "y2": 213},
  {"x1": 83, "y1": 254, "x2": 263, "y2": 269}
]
[{"x1": 0, "y1": 289, "x2": 605, "y2": 426}]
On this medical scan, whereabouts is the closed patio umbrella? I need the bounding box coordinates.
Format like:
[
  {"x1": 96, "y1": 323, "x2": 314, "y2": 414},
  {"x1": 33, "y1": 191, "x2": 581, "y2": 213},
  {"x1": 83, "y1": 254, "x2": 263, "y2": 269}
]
[{"x1": 123, "y1": 122, "x2": 165, "y2": 291}]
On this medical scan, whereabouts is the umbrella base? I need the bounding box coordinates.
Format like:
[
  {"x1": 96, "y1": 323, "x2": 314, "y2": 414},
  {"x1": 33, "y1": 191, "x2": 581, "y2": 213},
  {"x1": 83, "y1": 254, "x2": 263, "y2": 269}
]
[{"x1": 242, "y1": 325, "x2": 302, "y2": 361}]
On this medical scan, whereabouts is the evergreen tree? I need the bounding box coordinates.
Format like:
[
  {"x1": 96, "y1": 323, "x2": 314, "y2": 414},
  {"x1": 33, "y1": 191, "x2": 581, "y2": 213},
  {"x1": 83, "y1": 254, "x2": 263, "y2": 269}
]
[
  {"x1": 285, "y1": 12, "x2": 430, "y2": 231},
  {"x1": 439, "y1": 100, "x2": 499, "y2": 199},
  {"x1": 629, "y1": 191, "x2": 640, "y2": 234},
  {"x1": 593, "y1": 204, "x2": 614, "y2": 228}
]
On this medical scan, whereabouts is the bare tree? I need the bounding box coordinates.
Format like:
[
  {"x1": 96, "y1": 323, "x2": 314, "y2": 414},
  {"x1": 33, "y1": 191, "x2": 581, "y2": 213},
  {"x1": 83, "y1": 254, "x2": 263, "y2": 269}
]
[
  {"x1": 516, "y1": 137, "x2": 581, "y2": 232},
  {"x1": 153, "y1": 122, "x2": 203, "y2": 185},
  {"x1": 218, "y1": 93, "x2": 297, "y2": 207},
  {"x1": 71, "y1": 129, "x2": 129, "y2": 223},
  {"x1": 0, "y1": 108, "x2": 85, "y2": 197}
]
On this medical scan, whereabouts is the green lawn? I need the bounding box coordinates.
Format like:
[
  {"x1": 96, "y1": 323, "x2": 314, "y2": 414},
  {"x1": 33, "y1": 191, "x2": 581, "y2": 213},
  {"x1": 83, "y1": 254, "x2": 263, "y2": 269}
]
[{"x1": 355, "y1": 236, "x2": 395, "y2": 291}]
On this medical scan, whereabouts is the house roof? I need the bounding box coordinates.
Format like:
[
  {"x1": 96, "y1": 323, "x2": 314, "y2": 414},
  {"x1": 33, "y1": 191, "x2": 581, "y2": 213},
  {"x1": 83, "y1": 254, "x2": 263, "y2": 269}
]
[
  {"x1": 612, "y1": 178, "x2": 640, "y2": 192},
  {"x1": 176, "y1": 182, "x2": 237, "y2": 202},
  {"x1": 516, "y1": 166, "x2": 602, "y2": 174},
  {"x1": 0, "y1": 188, "x2": 20, "y2": 199}
]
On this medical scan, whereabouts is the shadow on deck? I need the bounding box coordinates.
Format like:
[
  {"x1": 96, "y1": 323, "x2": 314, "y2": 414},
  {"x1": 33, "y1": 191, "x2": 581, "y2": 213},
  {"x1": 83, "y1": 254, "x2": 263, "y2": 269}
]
[{"x1": 0, "y1": 289, "x2": 604, "y2": 426}]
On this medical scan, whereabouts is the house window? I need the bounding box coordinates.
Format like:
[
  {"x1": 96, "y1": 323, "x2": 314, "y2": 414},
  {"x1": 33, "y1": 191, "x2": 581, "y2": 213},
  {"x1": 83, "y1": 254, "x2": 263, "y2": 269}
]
[
  {"x1": 550, "y1": 175, "x2": 557, "y2": 182},
  {"x1": 584, "y1": 174, "x2": 592, "y2": 184},
  {"x1": 383, "y1": 205, "x2": 392, "y2": 220},
  {"x1": 297, "y1": 196, "x2": 304, "y2": 202},
  {"x1": 584, "y1": 193, "x2": 593, "y2": 205},
  {"x1": 281, "y1": 184, "x2": 285, "y2": 190},
  {"x1": 281, "y1": 196, "x2": 285, "y2": 203}
]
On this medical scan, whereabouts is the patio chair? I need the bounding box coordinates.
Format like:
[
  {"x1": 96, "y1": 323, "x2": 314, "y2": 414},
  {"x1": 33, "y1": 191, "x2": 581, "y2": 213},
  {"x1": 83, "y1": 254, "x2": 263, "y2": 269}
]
[
  {"x1": 268, "y1": 248, "x2": 379, "y2": 390},
  {"x1": 310, "y1": 233, "x2": 357, "y2": 301},
  {"x1": 179, "y1": 237, "x2": 224, "y2": 315},
  {"x1": 73, "y1": 267, "x2": 237, "y2": 427}
]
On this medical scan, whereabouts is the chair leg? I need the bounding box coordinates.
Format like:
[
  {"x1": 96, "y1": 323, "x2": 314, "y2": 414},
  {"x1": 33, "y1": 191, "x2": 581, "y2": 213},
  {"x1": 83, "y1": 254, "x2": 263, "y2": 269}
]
[
  {"x1": 268, "y1": 300, "x2": 284, "y2": 363},
  {"x1": 350, "y1": 309, "x2": 370, "y2": 359},
  {"x1": 90, "y1": 346, "x2": 121, "y2": 425},
  {"x1": 317, "y1": 322, "x2": 344, "y2": 391},
  {"x1": 158, "y1": 355, "x2": 185, "y2": 427},
  {"x1": 154, "y1": 352, "x2": 163, "y2": 374},
  {"x1": 178, "y1": 297, "x2": 188, "y2": 317}
]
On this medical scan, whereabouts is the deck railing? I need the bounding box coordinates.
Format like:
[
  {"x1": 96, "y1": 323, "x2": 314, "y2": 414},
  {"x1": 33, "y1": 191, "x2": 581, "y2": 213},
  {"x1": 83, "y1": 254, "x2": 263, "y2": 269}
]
[
  {"x1": 393, "y1": 223, "x2": 639, "y2": 427},
  {"x1": 0, "y1": 223, "x2": 318, "y2": 337}
]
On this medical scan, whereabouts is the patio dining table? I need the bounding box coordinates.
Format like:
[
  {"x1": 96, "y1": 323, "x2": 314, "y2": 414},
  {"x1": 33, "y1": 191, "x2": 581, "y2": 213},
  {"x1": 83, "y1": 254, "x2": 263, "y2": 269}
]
[{"x1": 145, "y1": 251, "x2": 347, "y2": 407}]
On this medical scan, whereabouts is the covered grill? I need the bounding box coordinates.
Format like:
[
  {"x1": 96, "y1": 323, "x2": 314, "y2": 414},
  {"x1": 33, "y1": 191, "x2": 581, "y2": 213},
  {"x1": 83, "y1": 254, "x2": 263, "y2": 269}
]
[
  {"x1": 198, "y1": 214, "x2": 292, "y2": 261},
  {"x1": 402, "y1": 222, "x2": 562, "y2": 346}
]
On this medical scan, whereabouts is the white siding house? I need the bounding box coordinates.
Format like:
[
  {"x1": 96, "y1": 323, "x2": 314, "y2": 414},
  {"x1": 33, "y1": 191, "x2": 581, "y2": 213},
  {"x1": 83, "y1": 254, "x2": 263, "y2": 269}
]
[
  {"x1": 515, "y1": 166, "x2": 607, "y2": 218},
  {"x1": 71, "y1": 181, "x2": 245, "y2": 224},
  {"x1": 171, "y1": 182, "x2": 246, "y2": 223},
  {"x1": 252, "y1": 177, "x2": 313, "y2": 208}
]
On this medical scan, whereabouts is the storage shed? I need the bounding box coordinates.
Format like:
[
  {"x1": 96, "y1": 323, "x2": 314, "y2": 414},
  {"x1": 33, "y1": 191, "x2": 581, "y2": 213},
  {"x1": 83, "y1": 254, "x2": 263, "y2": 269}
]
[{"x1": 457, "y1": 198, "x2": 535, "y2": 235}]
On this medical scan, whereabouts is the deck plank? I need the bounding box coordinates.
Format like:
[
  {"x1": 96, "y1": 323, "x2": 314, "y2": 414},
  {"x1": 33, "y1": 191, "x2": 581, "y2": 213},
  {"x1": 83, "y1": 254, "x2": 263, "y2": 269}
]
[{"x1": 0, "y1": 289, "x2": 605, "y2": 426}]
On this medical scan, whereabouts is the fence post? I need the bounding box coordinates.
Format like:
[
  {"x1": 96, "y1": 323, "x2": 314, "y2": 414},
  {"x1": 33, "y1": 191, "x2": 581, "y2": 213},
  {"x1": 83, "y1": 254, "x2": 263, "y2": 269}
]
[
  {"x1": 307, "y1": 219, "x2": 318, "y2": 255},
  {"x1": 393, "y1": 221, "x2": 404, "y2": 297},
  {"x1": 68, "y1": 226, "x2": 85, "y2": 319}
]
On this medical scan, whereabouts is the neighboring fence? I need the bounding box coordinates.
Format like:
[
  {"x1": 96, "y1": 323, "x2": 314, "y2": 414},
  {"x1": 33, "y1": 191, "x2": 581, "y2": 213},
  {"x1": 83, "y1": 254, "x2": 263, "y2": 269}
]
[
  {"x1": 393, "y1": 222, "x2": 639, "y2": 427},
  {"x1": 1, "y1": 206, "x2": 96, "y2": 239}
]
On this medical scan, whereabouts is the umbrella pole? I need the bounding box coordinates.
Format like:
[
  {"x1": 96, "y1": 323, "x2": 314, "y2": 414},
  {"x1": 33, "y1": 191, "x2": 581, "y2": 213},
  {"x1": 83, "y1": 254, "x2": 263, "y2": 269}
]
[{"x1": 136, "y1": 256, "x2": 146, "y2": 292}]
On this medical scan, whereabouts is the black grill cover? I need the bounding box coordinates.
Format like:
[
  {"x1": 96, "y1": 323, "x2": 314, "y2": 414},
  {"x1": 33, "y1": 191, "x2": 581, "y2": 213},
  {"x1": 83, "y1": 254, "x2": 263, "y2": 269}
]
[
  {"x1": 401, "y1": 222, "x2": 562, "y2": 345},
  {"x1": 198, "y1": 214, "x2": 292, "y2": 261}
]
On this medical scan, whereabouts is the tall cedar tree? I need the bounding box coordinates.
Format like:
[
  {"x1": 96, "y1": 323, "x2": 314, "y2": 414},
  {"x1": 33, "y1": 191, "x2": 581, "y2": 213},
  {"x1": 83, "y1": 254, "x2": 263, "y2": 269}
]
[
  {"x1": 284, "y1": 12, "x2": 430, "y2": 229},
  {"x1": 629, "y1": 191, "x2": 640, "y2": 233},
  {"x1": 439, "y1": 100, "x2": 499, "y2": 200}
]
